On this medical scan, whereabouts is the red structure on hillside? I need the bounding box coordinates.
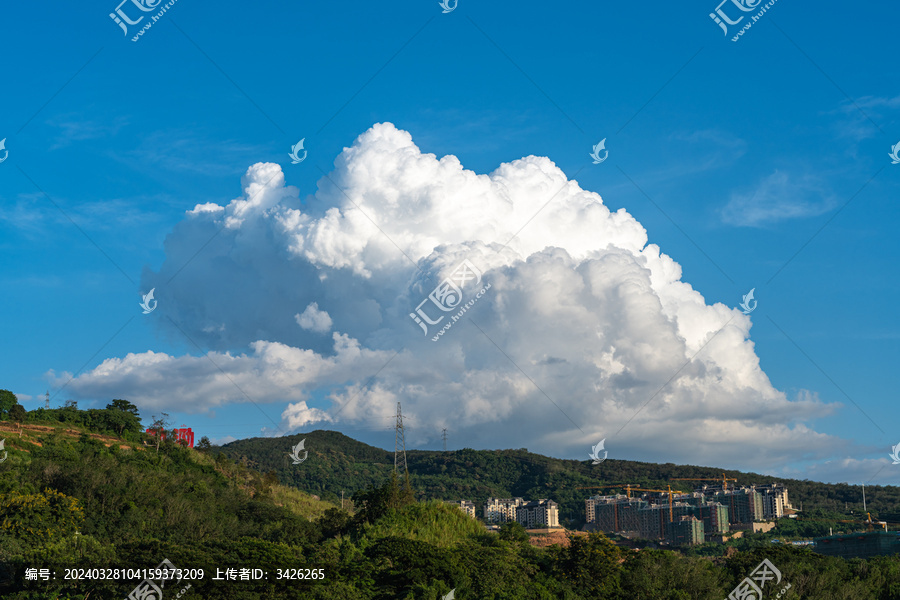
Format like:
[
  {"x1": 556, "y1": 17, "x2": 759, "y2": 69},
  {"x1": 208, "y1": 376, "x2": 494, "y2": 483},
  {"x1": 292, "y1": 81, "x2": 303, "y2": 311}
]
[{"x1": 145, "y1": 426, "x2": 195, "y2": 448}]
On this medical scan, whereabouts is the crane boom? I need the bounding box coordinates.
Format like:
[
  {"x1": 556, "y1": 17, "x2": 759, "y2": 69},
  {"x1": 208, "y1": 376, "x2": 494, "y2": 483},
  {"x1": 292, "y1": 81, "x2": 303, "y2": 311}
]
[
  {"x1": 670, "y1": 473, "x2": 737, "y2": 491},
  {"x1": 625, "y1": 486, "x2": 676, "y2": 522}
]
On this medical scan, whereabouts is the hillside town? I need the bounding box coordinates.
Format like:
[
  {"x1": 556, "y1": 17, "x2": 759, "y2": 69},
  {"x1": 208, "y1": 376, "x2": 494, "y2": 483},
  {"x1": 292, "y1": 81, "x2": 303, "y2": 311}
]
[
  {"x1": 443, "y1": 483, "x2": 791, "y2": 544},
  {"x1": 446, "y1": 497, "x2": 560, "y2": 529},
  {"x1": 584, "y1": 483, "x2": 791, "y2": 545},
  {"x1": 442, "y1": 483, "x2": 900, "y2": 559}
]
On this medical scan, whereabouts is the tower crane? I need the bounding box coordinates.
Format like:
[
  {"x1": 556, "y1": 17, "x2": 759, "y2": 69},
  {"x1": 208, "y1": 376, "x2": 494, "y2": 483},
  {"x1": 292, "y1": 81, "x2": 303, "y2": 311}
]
[
  {"x1": 577, "y1": 484, "x2": 644, "y2": 531},
  {"x1": 669, "y1": 475, "x2": 738, "y2": 523},
  {"x1": 624, "y1": 486, "x2": 678, "y2": 522},
  {"x1": 670, "y1": 473, "x2": 737, "y2": 491},
  {"x1": 576, "y1": 484, "x2": 639, "y2": 498}
]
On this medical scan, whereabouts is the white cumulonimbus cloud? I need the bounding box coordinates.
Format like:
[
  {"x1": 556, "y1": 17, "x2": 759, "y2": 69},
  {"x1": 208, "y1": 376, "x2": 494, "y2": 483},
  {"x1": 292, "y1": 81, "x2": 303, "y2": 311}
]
[{"x1": 51, "y1": 123, "x2": 845, "y2": 474}]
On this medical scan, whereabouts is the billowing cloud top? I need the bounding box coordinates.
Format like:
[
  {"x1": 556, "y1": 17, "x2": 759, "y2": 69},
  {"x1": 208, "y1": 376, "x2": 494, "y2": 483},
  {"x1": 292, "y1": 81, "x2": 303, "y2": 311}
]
[{"x1": 53, "y1": 123, "x2": 840, "y2": 472}]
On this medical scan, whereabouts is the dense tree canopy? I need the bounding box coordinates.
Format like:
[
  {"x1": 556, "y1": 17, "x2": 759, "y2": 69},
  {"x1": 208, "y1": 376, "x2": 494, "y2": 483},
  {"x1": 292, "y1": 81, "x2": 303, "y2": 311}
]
[{"x1": 0, "y1": 390, "x2": 17, "y2": 419}]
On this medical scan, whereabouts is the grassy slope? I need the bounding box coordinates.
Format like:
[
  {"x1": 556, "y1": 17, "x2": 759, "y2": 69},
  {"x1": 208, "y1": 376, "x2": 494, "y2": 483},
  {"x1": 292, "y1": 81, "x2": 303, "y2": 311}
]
[{"x1": 0, "y1": 420, "x2": 337, "y2": 523}]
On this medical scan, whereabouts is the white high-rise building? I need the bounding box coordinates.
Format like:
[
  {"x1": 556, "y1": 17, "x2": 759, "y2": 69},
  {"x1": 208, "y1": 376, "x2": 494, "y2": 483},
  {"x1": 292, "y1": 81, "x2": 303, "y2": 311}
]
[
  {"x1": 483, "y1": 497, "x2": 525, "y2": 524},
  {"x1": 446, "y1": 499, "x2": 477, "y2": 519}
]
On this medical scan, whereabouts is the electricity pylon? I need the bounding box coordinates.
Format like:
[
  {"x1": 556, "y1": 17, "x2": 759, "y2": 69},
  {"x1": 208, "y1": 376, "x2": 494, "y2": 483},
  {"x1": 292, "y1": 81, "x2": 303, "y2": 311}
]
[{"x1": 394, "y1": 402, "x2": 410, "y2": 487}]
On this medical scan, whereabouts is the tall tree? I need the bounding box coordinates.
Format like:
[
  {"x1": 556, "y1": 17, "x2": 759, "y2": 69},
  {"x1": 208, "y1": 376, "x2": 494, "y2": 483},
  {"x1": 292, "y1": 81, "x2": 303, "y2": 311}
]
[
  {"x1": 148, "y1": 413, "x2": 170, "y2": 453},
  {"x1": 107, "y1": 399, "x2": 140, "y2": 417},
  {"x1": 104, "y1": 399, "x2": 141, "y2": 436},
  {"x1": 0, "y1": 389, "x2": 17, "y2": 419},
  {"x1": 9, "y1": 403, "x2": 26, "y2": 435}
]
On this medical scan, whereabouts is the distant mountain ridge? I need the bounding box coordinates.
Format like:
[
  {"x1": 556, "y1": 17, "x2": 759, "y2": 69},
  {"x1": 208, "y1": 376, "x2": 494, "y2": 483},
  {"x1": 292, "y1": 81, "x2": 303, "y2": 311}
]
[{"x1": 217, "y1": 430, "x2": 900, "y2": 526}]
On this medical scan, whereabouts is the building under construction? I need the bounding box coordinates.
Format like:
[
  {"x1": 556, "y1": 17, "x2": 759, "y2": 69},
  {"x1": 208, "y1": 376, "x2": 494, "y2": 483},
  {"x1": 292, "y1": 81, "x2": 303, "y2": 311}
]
[
  {"x1": 588, "y1": 494, "x2": 725, "y2": 545},
  {"x1": 585, "y1": 483, "x2": 791, "y2": 545}
]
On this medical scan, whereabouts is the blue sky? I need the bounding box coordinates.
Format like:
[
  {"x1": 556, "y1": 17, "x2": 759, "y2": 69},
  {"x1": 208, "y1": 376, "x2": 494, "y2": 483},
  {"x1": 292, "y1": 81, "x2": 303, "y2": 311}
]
[{"x1": 1, "y1": 1, "x2": 898, "y2": 485}]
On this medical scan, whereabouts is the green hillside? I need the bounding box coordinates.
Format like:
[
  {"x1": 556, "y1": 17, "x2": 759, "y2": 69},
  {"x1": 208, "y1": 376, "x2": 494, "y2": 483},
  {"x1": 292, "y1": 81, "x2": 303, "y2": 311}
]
[
  {"x1": 218, "y1": 429, "x2": 900, "y2": 527},
  {"x1": 2, "y1": 395, "x2": 900, "y2": 599}
]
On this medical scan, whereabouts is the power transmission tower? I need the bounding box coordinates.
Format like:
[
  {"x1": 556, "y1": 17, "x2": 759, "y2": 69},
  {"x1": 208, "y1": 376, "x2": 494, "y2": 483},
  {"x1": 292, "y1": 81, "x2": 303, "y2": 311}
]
[
  {"x1": 394, "y1": 402, "x2": 410, "y2": 485},
  {"x1": 45, "y1": 391, "x2": 49, "y2": 410},
  {"x1": 442, "y1": 428, "x2": 447, "y2": 451}
]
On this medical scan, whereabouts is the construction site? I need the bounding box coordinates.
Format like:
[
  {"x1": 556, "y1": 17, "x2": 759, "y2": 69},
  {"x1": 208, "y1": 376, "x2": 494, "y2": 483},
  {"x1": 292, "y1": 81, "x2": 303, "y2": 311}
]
[
  {"x1": 583, "y1": 475, "x2": 792, "y2": 546},
  {"x1": 582, "y1": 475, "x2": 900, "y2": 559}
]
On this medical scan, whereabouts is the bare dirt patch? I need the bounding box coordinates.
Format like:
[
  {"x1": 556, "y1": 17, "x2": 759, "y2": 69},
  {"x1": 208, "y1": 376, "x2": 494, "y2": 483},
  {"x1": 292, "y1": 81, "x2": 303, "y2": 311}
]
[
  {"x1": 0, "y1": 423, "x2": 139, "y2": 450},
  {"x1": 527, "y1": 529, "x2": 588, "y2": 548}
]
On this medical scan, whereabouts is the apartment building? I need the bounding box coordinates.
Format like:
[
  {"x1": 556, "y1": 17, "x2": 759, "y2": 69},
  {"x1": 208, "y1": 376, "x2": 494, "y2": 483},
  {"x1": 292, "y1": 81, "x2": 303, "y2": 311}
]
[
  {"x1": 592, "y1": 496, "x2": 647, "y2": 533},
  {"x1": 667, "y1": 516, "x2": 705, "y2": 546},
  {"x1": 483, "y1": 497, "x2": 525, "y2": 524},
  {"x1": 756, "y1": 483, "x2": 790, "y2": 519},
  {"x1": 699, "y1": 483, "x2": 788, "y2": 522},
  {"x1": 587, "y1": 494, "x2": 730, "y2": 541},
  {"x1": 585, "y1": 482, "x2": 787, "y2": 542},
  {"x1": 516, "y1": 499, "x2": 559, "y2": 528},
  {"x1": 585, "y1": 495, "x2": 601, "y2": 525},
  {"x1": 641, "y1": 502, "x2": 698, "y2": 539},
  {"x1": 713, "y1": 488, "x2": 764, "y2": 524},
  {"x1": 445, "y1": 499, "x2": 477, "y2": 519},
  {"x1": 693, "y1": 502, "x2": 730, "y2": 535}
]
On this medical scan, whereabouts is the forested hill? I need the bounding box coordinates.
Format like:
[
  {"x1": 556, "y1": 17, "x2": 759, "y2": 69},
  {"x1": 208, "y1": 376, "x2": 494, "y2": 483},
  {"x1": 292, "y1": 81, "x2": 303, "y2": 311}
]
[
  {"x1": 2, "y1": 399, "x2": 900, "y2": 598},
  {"x1": 217, "y1": 430, "x2": 900, "y2": 526}
]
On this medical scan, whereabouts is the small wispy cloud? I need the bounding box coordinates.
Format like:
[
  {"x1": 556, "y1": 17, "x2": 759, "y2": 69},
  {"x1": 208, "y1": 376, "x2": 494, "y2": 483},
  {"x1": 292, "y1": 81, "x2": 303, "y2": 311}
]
[
  {"x1": 48, "y1": 115, "x2": 129, "y2": 150},
  {"x1": 118, "y1": 131, "x2": 267, "y2": 177},
  {"x1": 0, "y1": 193, "x2": 49, "y2": 234},
  {"x1": 720, "y1": 170, "x2": 837, "y2": 227},
  {"x1": 828, "y1": 94, "x2": 900, "y2": 141},
  {"x1": 0, "y1": 193, "x2": 166, "y2": 235}
]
